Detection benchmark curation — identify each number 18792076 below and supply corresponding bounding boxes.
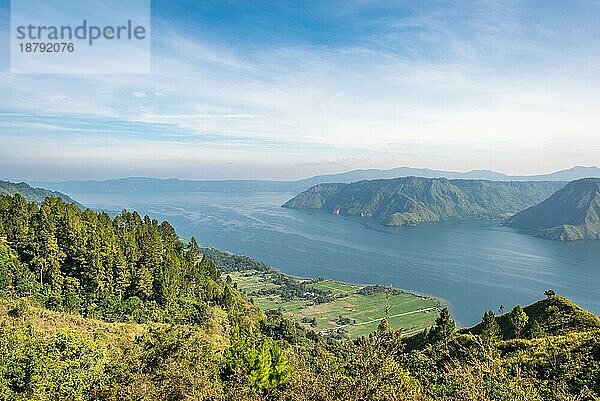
[19,42,74,52]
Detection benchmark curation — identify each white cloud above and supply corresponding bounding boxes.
[1,2,599,179]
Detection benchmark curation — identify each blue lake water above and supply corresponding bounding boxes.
[71,191,600,326]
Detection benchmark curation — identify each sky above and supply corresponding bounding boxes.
[1,0,599,181]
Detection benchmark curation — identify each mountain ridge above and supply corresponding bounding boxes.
[0,180,82,207]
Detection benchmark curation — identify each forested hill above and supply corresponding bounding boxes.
[283,177,565,226]
[0,194,598,400]
[0,180,82,207]
[504,178,600,240]
[0,193,258,326]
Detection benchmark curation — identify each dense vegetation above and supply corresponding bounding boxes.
[505,178,600,240]
[283,177,565,226]
[0,194,598,400]
[201,246,277,274]
[0,194,257,326]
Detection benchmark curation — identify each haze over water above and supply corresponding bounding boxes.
[72,190,600,325]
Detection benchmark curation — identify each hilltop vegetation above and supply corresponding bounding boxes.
[0,194,598,400]
[505,178,600,240]
[0,194,257,326]
[283,177,564,226]
[465,294,600,339]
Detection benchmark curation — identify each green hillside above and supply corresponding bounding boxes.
[465,295,600,339]
[0,180,82,207]
[504,178,600,240]
[0,193,259,327]
[283,177,564,226]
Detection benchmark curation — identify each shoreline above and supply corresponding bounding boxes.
[202,244,447,305]
[202,245,447,338]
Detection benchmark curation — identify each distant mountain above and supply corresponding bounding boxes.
[282,177,565,226]
[298,165,600,187]
[504,178,600,240]
[511,166,600,182]
[34,166,599,196]
[296,167,509,187]
[0,181,82,206]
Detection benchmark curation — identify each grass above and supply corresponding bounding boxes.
[231,270,281,293]
[0,299,145,343]
[229,272,444,339]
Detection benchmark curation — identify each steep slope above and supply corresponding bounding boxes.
[0,180,82,206]
[452,180,567,216]
[283,177,565,226]
[284,177,481,226]
[504,178,600,240]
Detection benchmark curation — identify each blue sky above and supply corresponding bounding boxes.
[1,0,599,181]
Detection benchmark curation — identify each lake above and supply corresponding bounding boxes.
[70,190,600,326]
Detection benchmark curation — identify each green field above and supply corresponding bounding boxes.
[229,270,444,339]
[308,280,358,296]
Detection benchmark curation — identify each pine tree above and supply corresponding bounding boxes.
[31,201,65,288]
[186,237,200,264]
[2,194,35,259]
[154,251,182,306]
[428,307,456,344]
[480,310,501,345]
[528,319,545,339]
[134,217,163,300]
[508,305,529,338]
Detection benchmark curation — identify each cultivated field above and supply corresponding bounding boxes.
[229,270,444,339]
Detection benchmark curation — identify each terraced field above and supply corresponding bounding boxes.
[228,270,444,339]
